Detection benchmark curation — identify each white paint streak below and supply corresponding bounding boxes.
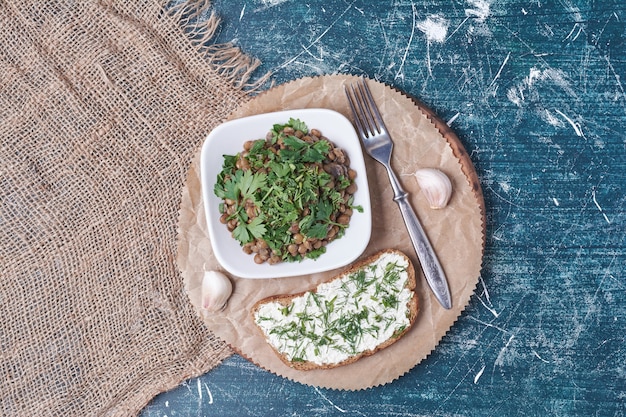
[277,1,355,70]
[489,51,511,89]
[561,0,583,22]
[495,334,515,367]
[543,109,565,128]
[447,112,460,126]
[425,42,432,77]
[417,14,449,43]
[592,188,611,224]
[468,316,510,334]
[314,387,348,413]
[395,2,417,81]
[205,383,214,405]
[554,109,584,137]
[196,378,202,400]
[182,380,192,393]
[507,87,522,106]
[508,67,575,107]
[474,365,486,383]
[478,295,499,318]
[480,276,491,305]
[604,55,626,97]
[301,43,324,61]
[465,0,491,23]
[564,23,583,42]
[477,277,498,319]
[416,14,449,78]
[535,68,572,92]
[446,16,469,40]
[526,67,543,87]
[261,0,288,6]
[532,350,551,363]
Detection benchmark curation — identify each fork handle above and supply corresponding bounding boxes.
[386,168,452,309]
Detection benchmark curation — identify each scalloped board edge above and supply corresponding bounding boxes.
[178,74,487,391]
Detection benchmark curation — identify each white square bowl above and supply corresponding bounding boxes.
[200,108,372,279]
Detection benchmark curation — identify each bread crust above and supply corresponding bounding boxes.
[251,249,419,370]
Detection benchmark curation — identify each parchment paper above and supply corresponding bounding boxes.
[177,74,486,390]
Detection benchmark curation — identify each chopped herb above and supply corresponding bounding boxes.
[254,253,414,365]
[214,118,363,264]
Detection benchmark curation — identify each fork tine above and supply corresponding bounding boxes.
[358,78,387,134]
[345,78,388,139]
[354,80,378,137]
[345,84,367,139]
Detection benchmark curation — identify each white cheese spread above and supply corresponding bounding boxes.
[254,252,413,366]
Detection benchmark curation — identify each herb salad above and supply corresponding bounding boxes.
[214,118,363,265]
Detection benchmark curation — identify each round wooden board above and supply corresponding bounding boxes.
[177,74,485,390]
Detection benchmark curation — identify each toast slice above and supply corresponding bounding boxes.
[251,249,419,370]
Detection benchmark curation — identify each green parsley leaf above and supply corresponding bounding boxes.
[238,170,266,200]
[279,135,326,163]
[232,222,251,243]
[213,177,240,201]
[312,139,330,154]
[232,216,266,243]
[283,135,307,150]
[247,216,267,239]
[288,118,308,133]
[307,222,329,239]
[268,161,290,177]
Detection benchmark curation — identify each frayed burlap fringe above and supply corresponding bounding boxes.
[166,0,269,90]
[0,1,260,415]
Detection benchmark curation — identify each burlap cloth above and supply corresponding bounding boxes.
[0,1,263,415]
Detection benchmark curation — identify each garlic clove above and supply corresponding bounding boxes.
[413,168,452,209]
[201,270,233,312]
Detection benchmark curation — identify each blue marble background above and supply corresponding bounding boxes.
[142,1,625,415]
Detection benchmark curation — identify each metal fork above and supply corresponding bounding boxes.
[345,78,452,309]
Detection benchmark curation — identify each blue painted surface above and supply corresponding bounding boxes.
[142,1,625,416]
